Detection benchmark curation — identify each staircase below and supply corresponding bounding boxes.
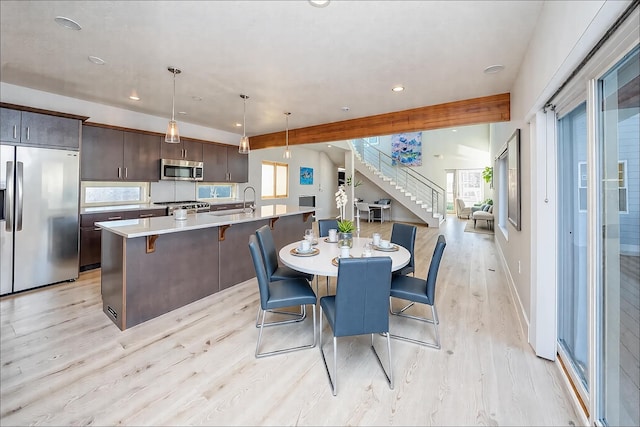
[351,139,446,228]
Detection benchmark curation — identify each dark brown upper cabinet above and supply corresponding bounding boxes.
[1,107,80,149]
[81,126,160,181]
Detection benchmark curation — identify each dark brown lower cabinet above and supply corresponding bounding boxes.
[80,208,167,271]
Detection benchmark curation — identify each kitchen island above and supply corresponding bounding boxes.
[96,205,315,330]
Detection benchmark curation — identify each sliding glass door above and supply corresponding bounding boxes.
[558,102,589,402]
[597,45,639,427]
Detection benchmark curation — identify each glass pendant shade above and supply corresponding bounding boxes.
[238,136,250,154]
[283,148,292,159]
[165,120,180,144]
[238,94,250,154]
[165,66,181,144]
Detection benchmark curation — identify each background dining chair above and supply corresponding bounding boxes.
[255,225,314,283]
[355,202,373,222]
[319,257,394,396]
[390,222,416,276]
[317,218,339,237]
[255,225,315,325]
[389,234,446,349]
[248,235,317,358]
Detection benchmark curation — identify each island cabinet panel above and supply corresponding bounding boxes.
[271,212,314,251]
[101,227,220,330]
[218,219,270,291]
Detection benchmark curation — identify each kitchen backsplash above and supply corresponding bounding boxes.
[150,181,197,202]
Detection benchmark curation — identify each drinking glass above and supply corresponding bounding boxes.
[304,229,314,242]
[362,242,373,257]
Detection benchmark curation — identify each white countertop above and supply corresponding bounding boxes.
[95,205,315,238]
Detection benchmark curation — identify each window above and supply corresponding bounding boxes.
[196,183,237,201]
[81,181,149,207]
[456,169,483,205]
[262,161,288,199]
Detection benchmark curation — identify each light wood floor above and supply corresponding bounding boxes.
[0,216,581,426]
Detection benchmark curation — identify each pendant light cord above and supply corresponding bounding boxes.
[171,70,176,121]
[243,97,247,138]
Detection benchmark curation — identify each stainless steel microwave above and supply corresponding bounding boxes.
[160,158,204,181]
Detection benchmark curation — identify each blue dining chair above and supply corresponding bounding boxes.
[389,234,446,349]
[390,222,416,276]
[317,219,338,237]
[254,225,315,326]
[319,257,394,396]
[248,235,317,358]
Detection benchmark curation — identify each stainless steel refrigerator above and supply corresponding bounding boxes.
[1,144,80,295]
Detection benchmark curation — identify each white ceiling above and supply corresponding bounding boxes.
[0,1,543,138]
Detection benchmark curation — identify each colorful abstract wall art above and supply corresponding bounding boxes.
[391,132,422,166]
[300,167,313,185]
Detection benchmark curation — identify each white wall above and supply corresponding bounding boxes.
[375,124,490,190]
[490,0,631,353]
[247,146,338,219]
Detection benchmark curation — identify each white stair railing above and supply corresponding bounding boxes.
[351,138,446,220]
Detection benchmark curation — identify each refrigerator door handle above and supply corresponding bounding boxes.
[15,161,23,231]
[5,161,14,231]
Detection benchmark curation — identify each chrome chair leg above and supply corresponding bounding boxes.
[255,304,306,328]
[389,298,441,349]
[370,333,393,390]
[319,307,338,396]
[255,304,316,358]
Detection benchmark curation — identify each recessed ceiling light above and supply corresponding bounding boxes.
[178,111,187,115]
[88,56,105,65]
[192,96,202,101]
[327,144,332,148]
[129,95,140,101]
[392,85,404,92]
[309,0,330,8]
[483,64,505,74]
[452,129,457,132]
[341,106,350,112]
[54,16,81,30]
[235,123,243,127]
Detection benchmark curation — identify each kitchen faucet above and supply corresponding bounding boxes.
[243,186,256,212]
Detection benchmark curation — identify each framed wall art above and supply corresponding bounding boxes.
[300,167,313,185]
[507,129,521,230]
[391,132,422,166]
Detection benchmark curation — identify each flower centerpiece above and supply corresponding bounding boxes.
[335,185,354,248]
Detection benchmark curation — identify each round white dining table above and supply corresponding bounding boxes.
[279,236,410,277]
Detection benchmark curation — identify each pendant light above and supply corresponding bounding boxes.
[238,94,250,154]
[283,112,292,159]
[165,66,181,144]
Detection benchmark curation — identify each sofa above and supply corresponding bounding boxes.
[472,204,494,229]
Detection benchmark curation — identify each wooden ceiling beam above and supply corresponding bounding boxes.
[249,92,510,149]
